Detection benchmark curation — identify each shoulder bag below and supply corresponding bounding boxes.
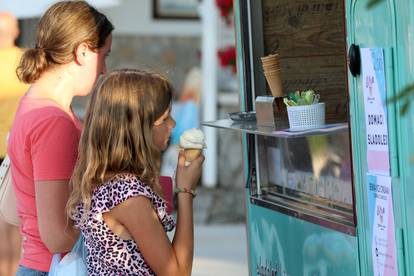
[0,155,20,226]
[49,235,88,276]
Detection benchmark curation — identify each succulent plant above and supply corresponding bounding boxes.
[283,90,320,106]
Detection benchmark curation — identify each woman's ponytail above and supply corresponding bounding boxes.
[16,48,49,84]
[16,1,113,84]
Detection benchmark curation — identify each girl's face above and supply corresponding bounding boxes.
[77,34,112,96]
[153,106,176,151]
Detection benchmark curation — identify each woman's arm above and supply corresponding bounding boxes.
[35,180,79,253]
[31,117,81,253]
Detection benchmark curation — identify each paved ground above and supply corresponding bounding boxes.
[0,222,248,276]
[167,224,248,275]
[192,224,249,276]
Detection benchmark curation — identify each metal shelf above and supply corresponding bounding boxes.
[202,119,349,138]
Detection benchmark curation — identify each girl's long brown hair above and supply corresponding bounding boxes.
[67,69,173,220]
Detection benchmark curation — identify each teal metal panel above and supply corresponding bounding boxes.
[234,1,254,273]
[246,202,358,276]
[233,0,246,112]
[346,0,409,274]
[391,0,414,274]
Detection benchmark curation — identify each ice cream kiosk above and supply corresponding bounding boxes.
[203,0,414,275]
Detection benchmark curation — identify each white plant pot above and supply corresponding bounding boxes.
[287,102,325,130]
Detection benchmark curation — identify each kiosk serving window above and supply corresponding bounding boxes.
[203,0,356,234]
[247,0,356,234]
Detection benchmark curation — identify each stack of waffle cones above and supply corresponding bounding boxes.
[261,54,284,97]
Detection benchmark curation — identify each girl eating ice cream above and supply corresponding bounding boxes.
[67,69,205,276]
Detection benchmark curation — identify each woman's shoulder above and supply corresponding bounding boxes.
[9,99,81,153]
[15,97,78,131]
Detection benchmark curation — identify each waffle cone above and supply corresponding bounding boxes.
[182,148,202,162]
[264,72,283,97]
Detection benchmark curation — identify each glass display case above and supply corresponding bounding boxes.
[204,118,355,234]
[253,132,354,234]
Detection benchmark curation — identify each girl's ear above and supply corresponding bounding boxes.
[153,115,164,126]
[74,42,89,65]
[154,107,171,126]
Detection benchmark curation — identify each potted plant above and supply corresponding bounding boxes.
[283,90,325,130]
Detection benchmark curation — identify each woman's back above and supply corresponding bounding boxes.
[8,96,81,271]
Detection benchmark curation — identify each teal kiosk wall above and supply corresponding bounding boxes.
[347,0,414,275]
[204,0,414,275]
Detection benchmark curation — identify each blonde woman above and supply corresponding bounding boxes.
[67,69,204,276]
[7,1,113,275]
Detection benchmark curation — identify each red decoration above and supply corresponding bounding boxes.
[216,0,233,18]
[218,46,237,74]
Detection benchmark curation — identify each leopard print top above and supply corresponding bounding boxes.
[74,173,176,276]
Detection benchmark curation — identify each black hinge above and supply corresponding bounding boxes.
[348,44,361,77]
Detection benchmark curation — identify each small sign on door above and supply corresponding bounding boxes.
[361,48,390,176]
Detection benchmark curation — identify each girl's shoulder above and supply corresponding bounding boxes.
[77,173,175,232]
[99,173,153,195]
[92,173,155,212]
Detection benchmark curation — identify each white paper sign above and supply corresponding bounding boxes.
[367,174,398,276]
[361,48,390,175]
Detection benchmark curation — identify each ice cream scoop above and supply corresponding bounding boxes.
[179,128,206,162]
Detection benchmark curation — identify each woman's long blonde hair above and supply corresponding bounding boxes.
[67,69,173,219]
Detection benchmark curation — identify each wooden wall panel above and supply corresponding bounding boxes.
[262,0,348,123]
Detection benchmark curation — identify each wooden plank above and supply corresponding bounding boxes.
[261,0,348,123]
[262,0,345,57]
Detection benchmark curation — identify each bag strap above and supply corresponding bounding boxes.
[1,132,11,185]
[0,156,11,185]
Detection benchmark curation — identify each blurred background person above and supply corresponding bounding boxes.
[0,12,28,162]
[161,66,202,177]
[0,11,28,276]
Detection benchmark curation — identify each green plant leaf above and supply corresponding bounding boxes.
[366,0,384,8]
[388,83,414,102]
[387,83,414,115]
[289,92,297,103]
[401,101,410,115]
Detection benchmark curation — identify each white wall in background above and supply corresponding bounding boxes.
[102,0,201,36]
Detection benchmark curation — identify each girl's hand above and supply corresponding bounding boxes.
[175,150,204,190]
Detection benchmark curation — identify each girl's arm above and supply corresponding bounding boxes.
[113,152,204,276]
[36,180,79,253]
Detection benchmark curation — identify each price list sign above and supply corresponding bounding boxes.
[361,48,390,175]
